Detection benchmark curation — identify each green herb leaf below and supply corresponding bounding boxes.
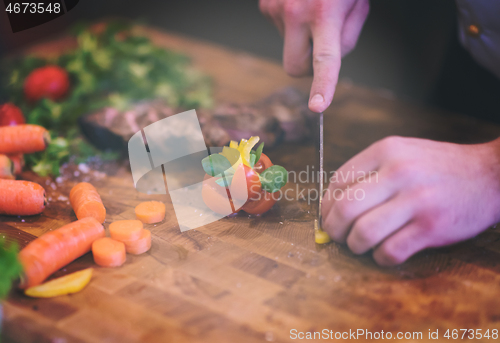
[215,174,233,188]
[0,238,23,299]
[202,154,233,177]
[1,21,213,176]
[249,153,256,168]
[259,165,288,193]
[254,142,264,165]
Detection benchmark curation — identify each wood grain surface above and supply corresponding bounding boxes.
[2,25,500,343]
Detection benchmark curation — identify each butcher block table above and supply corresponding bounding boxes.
[3,26,500,343]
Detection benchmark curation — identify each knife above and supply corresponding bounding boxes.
[318,111,324,227]
[314,112,331,244]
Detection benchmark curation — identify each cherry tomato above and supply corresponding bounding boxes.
[202,151,280,215]
[253,153,273,174]
[230,164,261,201]
[24,65,70,102]
[202,174,239,216]
[89,22,107,35]
[241,190,278,215]
[0,103,25,126]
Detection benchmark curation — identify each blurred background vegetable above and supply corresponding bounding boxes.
[0,238,22,299]
[1,21,213,176]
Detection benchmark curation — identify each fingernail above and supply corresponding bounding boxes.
[310,93,324,106]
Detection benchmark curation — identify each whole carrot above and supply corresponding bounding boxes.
[0,179,46,215]
[70,182,106,223]
[8,154,24,175]
[18,217,105,289]
[0,124,50,154]
[0,154,14,179]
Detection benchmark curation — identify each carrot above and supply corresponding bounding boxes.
[0,155,15,179]
[0,124,50,154]
[0,179,46,215]
[8,154,24,175]
[92,237,126,267]
[124,229,151,255]
[70,182,106,223]
[135,201,165,224]
[109,220,143,242]
[18,217,105,289]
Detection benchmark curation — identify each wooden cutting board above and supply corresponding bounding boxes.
[3,25,500,343]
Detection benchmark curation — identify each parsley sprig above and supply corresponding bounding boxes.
[1,21,213,176]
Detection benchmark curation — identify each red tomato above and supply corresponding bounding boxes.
[202,152,280,216]
[89,22,107,35]
[253,153,273,174]
[24,66,70,102]
[241,190,278,215]
[202,174,239,216]
[0,103,25,126]
[230,164,261,201]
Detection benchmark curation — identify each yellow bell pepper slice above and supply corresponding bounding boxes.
[234,139,246,165]
[315,230,331,244]
[25,268,93,298]
[221,136,260,167]
[220,146,243,170]
[242,136,259,165]
[314,219,331,244]
[236,136,259,166]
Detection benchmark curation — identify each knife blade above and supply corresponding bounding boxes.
[314,112,331,244]
[318,111,324,228]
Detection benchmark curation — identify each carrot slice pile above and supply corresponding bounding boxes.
[124,229,151,255]
[70,182,106,223]
[92,237,126,267]
[0,179,46,216]
[0,155,15,180]
[109,220,143,242]
[18,217,105,289]
[0,124,50,154]
[135,201,165,224]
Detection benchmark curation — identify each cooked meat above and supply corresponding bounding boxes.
[257,87,314,142]
[79,87,312,152]
[210,103,283,147]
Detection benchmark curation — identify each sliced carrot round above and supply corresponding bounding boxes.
[109,220,143,242]
[124,229,151,255]
[135,201,165,224]
[92,237,126,268]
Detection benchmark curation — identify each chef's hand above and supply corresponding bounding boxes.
[259,0,369,113]
[321,136,500,266]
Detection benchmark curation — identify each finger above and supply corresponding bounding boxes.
[346,194,414,254]
[258,0,270,17]
[340,0,369,57]
[283,23,312,76]
[309,21,343,113]
[322,179,396,243]
[322,145,381,219]
[373,221,429,266]
[272,14,285,36]
[269,0,285,35]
